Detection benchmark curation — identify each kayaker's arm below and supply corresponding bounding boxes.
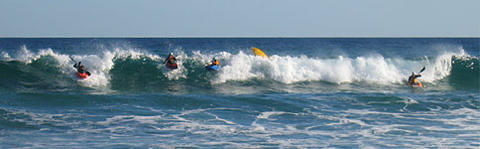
[73,62,81,68]
[163,58,169,64]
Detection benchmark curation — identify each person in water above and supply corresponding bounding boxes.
[207,58,219,66]
[73,62,91,76]
[164,53,177,65]
[407,72,421,86]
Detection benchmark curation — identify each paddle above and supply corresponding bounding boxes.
[70,56,77,66]
[418,66,425,74]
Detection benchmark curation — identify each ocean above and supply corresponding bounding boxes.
[0,38,479,148]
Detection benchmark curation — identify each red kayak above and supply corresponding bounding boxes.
[76,72,88,79]
[166,63,178,70]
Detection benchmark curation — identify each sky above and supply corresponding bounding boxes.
[0,0,479,37]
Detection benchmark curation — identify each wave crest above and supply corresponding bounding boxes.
[0,46,476,93]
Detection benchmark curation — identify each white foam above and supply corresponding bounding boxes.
[97,115,163,125]
[157,51,189,80]
[5,105,478,148]
[1,45,469,92]
[70,51,115,89]
[212,48,467,84]
[1,51,11,60]
[2,46,167,90]
[256,111,289,119]
[419,49,464,82]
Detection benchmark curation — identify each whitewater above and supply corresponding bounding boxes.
[0,43,474,91]
[0,38,478,148]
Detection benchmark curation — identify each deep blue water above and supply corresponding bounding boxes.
[0,38,479,148]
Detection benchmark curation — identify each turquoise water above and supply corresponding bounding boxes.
[0,38,479,148]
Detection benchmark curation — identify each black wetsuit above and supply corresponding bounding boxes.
[408,74,421,85]
[164,56,176,64]
[74,63,85,73]
[74,62,90,75]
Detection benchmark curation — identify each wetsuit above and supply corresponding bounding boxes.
[74,63,86,73]
[164,56,176,64]
[408,74,421,86]
[74,62,90,76]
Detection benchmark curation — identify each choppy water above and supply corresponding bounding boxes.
[0,38,479,148]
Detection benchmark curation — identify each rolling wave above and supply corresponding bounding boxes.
[0,47,478,93]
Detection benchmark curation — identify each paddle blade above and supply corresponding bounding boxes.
[419,67,425,73]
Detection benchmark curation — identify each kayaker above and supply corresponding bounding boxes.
[164,53,177,65]
[407,72,421,86]
[73,61,91,77]
[208,58,219,66]
[74,62,90,75]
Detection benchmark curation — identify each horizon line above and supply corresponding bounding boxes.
[0,36,479,38]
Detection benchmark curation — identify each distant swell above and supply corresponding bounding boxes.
[0,47,478,93]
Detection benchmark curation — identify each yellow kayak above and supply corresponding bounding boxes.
[408,81,423,88]
[251,47,268,58]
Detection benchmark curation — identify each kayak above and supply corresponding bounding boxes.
[408,82,423,88]
[76,72,88,79]
[251,47,268,58]
[166,63,178,70]
[205,65,219,71]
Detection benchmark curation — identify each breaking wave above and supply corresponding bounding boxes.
[0,46,477,93]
